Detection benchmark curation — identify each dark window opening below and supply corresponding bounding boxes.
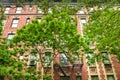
[91,75,99,80]
[54,0,62,2]
[71,0,77,2]
[60,76,70,80]
[76,76,81,80]
[0,76,4,80]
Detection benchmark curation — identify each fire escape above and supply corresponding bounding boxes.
[54,53,83,80]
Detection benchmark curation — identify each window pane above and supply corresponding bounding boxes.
[0,76,4,80]
[16,7,22,13]
[60,76,70,80]
[91,76,99,80]
[107,75,115,80]
[13,19,19,23]
[60,53,68,66]
[37,18,41,22]
[80,18,86,24]
[16,11,21,13]
[17,7,22,10]
[26,18,30,24]
[8,34,15,39]
[76,76,81,80]
[29,54,37,66]
[11,24,18,28]
[78,10,84,14]
[38,8,43,13]
[5,7,10,13]
[11,19,19,28]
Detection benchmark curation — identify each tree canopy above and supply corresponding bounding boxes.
[84,8,120,61]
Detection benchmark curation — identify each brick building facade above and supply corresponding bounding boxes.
[1,0,120,80]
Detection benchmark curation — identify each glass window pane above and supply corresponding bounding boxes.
[91,76,99,80]
[5,7,10,13]
[11,24,18,28]
[60,53,68,66]
[13,19,19,23]
[0,76,4,80]
[60,76,70,80]
[107,75,115,80]
[8,34,15,39]
[76,76,81,80]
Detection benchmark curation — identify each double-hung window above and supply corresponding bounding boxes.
[11,18,19,28]
[60,53,68,66]
[5,7,10,14]
[16,7,22,13]
[7,33,15,40]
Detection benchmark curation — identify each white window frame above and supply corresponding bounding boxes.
[11,18,19,28]
[4,7,10,14]
[7,33,15,39]
[26,18,30,24]
[37,8,43,14]
[78,10,84,14]
[80,18,86,24]
[16,7,22,13]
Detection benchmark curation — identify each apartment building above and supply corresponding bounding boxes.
[0,0,120,80]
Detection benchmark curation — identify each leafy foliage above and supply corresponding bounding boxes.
[84,8,120,61]
[0,3,6,35]
[10,6,87,79]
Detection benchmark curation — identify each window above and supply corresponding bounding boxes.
[37,8,43,14]
[102,52,111,64]
[107,75,115,80]
[4,7,10,13]
[89,8,94,12]
[7,33,15,39]
[78,10,84,14]
[0,76,4,80]
[37,18,41,22]
[76,76,81,80]
[60,53,68,66]
[16,7,22,13]
[80,18,86,24]
[26,18,30,24]
[87,53,96,66]
[28,54,37,66]
[29,6,32,11]
[105,65,113,73]
[54,0,62,2]
[43,52,52,67]
[71,0,77,2]
[91,75,99,80]
[48,8,52,14]
[60,76,70,80]
[11,18,19,28]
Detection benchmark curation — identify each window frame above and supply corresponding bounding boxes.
[4,7,10,14]
[16,7,22,13]
[107,75,115,80]
[60,76,70,80]
[91,75,99,80]
[11,18,19,28]
[60,53,68,66]
[7,33,15,39]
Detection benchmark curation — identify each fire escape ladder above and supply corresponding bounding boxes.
[59,66,67,77]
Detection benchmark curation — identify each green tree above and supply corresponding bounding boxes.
[0,3,39,80]
[84,8,120,61]
[11,6,86,79]
[0,3,6,35]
